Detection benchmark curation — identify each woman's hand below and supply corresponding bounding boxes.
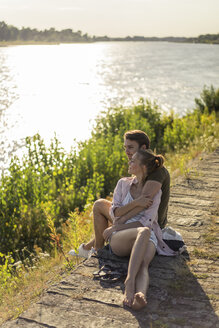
[136,195,153,208]
[103,226,116,241]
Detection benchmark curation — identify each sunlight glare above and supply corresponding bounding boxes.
[5,44,109,151]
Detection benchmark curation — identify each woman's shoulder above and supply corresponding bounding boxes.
[116,176,134,188]
[118,176,134,183]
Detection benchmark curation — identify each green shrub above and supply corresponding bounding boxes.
[195,85,219,113]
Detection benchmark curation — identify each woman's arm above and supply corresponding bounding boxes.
[104,190,162,242]
[114,180,161,224]
[116,189,162,229]
[114,196,152,224]
[104,191,161,242]
[110,178,148,222]
[114,194,151,219]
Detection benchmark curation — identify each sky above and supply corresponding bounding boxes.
[0,0,219,37]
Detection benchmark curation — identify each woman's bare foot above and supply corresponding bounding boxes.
[131,292,147,311]
[123,280,135,308]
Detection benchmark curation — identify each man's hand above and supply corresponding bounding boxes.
[103,226,116,241]
[136,195,153,208]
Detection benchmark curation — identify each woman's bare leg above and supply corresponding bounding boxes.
[132,241,156,310]
[110,227,150,307]
[124,228,150,307]
[83,199,112,251]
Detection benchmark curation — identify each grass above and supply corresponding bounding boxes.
[164,117,219,182]
[207,294,219,301]
[152,320,169,328]
[203,202,219,244]
[203,219,219,244]
[0,255,66,324]
[193,273,209,279]
[0,254,87,324]
[167,149,218,184]
[191,205,219,261]
[0,206,93,325]
[192,247,219,260]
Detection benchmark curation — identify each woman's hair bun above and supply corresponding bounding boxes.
[155,155,164,168]
[136,149,164,174]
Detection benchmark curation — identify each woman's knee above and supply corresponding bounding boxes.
[138,227,150,239]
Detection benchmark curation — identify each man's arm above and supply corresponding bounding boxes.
[142,180,162,197]
[114,180,162,224]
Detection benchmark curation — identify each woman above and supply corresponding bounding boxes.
[103,149,175,310]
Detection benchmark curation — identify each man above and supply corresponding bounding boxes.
[69,130,170,258]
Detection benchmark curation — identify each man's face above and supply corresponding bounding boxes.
[124,139,140,160]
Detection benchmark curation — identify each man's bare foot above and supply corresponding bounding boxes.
[131,292,147,311]
[123,280,135,308]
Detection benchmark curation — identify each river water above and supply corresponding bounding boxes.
[0,41,219,170]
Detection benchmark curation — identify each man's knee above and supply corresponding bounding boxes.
[93,198,112,221]
[93,199,106,213]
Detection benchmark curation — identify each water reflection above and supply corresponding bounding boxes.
[0,42,219,170]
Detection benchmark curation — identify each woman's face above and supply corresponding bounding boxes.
[128,153,146,176]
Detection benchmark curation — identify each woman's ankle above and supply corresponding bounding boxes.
[125,276,134,287]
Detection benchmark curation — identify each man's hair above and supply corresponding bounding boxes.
[124,130,150,149]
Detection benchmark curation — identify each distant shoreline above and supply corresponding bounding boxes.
[1,21,218,46]
[0,41,60,47]
[1,39,219,47]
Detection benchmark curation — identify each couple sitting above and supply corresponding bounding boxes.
[69,130,176,310]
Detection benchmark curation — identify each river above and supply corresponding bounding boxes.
[0,41,219,170]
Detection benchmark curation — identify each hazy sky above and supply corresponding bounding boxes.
[0,0,218,37]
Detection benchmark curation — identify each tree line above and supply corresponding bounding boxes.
[0,21,92,43]
[1,21,218,44]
